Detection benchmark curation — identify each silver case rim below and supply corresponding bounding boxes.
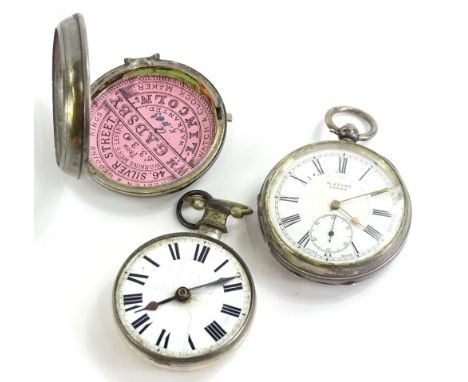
[52,13,90,179]
[257,140,412,284]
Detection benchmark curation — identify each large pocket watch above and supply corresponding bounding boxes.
[258,106,412,284]
[53,14,230,196]
[113,191,255,369]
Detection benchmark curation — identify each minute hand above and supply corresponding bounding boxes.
[339,188,390,204]
[189,275,239,291]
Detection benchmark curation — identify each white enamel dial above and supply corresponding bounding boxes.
[266,142,407,264]
[114,234,253,362]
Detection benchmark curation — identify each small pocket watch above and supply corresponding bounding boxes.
[53,14,230,196]
[258,106,412,284]
[113,191,255,369]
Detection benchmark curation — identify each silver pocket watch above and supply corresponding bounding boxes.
[113,190,255,369]
[258,106,412,284]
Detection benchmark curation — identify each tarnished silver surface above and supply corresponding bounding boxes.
[176,190,253,234]
[52,13,90,178]
[325,106,378,143]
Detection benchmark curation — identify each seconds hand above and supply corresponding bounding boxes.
[328,215,337,242]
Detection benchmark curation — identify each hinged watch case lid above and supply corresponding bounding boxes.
[53,13,90,179]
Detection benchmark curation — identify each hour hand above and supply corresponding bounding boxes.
[135,301,159,313]
[135,295,179,312]
[334,206,364,229]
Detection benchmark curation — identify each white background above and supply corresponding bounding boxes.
[25,0,468,381]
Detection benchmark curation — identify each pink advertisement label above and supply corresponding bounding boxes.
[89,75,216,187]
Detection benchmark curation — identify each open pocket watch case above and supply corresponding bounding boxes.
[53,14,231,196]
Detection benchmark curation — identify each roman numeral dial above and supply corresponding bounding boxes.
[290,174,308,185]
[363,225,383,241]
[115,235,254,360]
[281,214,301,228]
[338,156,348,174]
[127,273,148,286]
[123,293,143,311]
[205,321,227,341]
[270,148,404,265]
[224,282,243,293]
[143,255,159,268]
[193,244,210,263]
[132,314,152,334]
[279,195,299,203]
[373,209,392,217]
[297,231,310,247]
[156,329,171,349]
[188,335,196,350]
[312,158,324,175]
[124,293,143,305]
[221,304,242,317]
[168,243,180,260]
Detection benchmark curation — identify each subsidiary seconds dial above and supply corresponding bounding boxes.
[310,214,353,257]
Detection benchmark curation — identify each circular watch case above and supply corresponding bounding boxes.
[52,14,229,196]
[53,13,90,178]
[258,140,412,284]
[112,232,256,369]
